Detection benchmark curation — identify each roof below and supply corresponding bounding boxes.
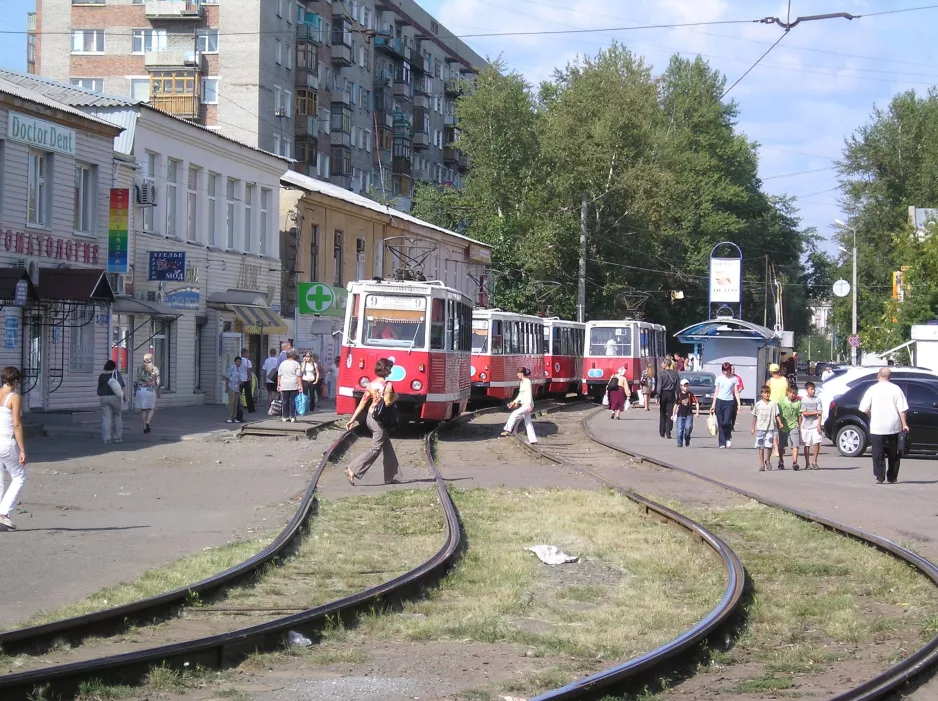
[0,269,38,301]
[36,268,115,303]
[0,69,136,108]
[281,170,490,250]
[111,297,181,318]
[674,318,779,343]
[0,77,124,132]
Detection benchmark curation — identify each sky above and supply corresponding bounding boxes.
[2,1,936,255]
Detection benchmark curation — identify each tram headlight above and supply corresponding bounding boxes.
[479,372,487,381]
[359,376,369,388]
[411,380,423,391]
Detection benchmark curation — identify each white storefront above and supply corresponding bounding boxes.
[0,78,122,412]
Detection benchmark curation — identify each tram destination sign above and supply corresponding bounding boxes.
[366,295,426,310]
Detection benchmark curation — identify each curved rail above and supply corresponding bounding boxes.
[0,427,357,655]
[578,408,938,701]
[0,415,471,701]
[507,411,746,701]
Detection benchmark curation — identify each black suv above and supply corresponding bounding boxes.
[824,377,938,457]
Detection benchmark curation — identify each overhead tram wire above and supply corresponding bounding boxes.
[720,30,789,99]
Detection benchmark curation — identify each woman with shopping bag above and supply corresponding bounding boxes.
[499,367,538,445]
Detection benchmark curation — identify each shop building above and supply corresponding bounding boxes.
[0,70,290,408]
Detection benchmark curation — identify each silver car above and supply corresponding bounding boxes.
[678,371,716,410]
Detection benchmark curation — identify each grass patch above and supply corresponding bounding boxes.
[733,674,795,693]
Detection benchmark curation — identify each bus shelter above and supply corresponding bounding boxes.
[674,319,780,404]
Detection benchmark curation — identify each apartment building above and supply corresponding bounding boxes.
[28,0,485,212]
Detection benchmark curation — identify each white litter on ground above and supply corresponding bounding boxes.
[525,544,579,565]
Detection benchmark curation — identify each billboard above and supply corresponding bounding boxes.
[709,257,741,304]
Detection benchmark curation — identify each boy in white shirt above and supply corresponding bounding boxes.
[751,385,780,472]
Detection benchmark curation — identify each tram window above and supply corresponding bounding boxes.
[445,301,455,350]
[544,327,551,354]
[362,294,427,348]
[589,327,632,356]
[460,304,471,351]
[492,320,503,354]
[508,322,519,354]
[471,317,488,353]
[347,294,360,344]
[431,299,445,350]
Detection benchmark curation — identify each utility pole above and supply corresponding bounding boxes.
[763,254,769,327]
[578,191,587,323]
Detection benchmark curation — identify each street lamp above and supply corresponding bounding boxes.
[834,219,858,366]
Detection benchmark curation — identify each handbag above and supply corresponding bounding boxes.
[707,413,717,436]
[601,392,609,406]
[898,430,911,456]
[294,392,309,416]
[372,383,399,429]
[267,366,279,383]
[268,398,282,416]
[107,371,123,398]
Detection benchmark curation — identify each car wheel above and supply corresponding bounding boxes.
[836,424,867,458]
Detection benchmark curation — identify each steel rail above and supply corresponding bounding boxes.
[0,412,471,701]
[507,408,746,701]
[0,427,357,655]
[580,408,938,701]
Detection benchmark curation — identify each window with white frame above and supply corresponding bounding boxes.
[285,43,293,70]
[70,78,104,93]
[296,1,305,23]
[131,29,166,54]
[74,162,95,235]
[226,177,237,249]
[27,150,50,227]
[166,159,180,237]
[207,173,218,246]
[283,138,292,160]
[274,85,282,115]
[196,29,218,53]
[71,29,104,53]
[143,152,156,231]
[187,165,199,242]
[284,89,292,115]
[365,128,372,153]
[356,237,365,279]
[69,307,95,373]
[260,188,271,256]
[276,0,283,17]
[275,38,282,65]
[130,78,150,101]
[243,183,254,252]
[201,78,218,104]
[273,133,281,156]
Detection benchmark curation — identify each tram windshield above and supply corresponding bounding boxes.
[588,326,632,356]
[362,294,427,348]
[471,320,489,353]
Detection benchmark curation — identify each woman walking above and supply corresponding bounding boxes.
[606,367,628,419]
[300,352,319,411]
[710,362,742,448]
[97,359,126,443]
[278,350,303,423]
[0,367,26,531]
[344,358,400,486]
[500,367,538,444]
[135,353,160,434]
[640,363,655,411]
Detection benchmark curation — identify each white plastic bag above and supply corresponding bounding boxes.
[707,413,717,436]
[601,392,609,406]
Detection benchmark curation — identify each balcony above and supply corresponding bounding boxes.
[331,1,349,18]
[411,53,428,74]
[144,49,204,71]
[295,68,319,90]
[331,90,351,108]
[444,78,463,96]
[330,173,352,189]
[331,43,352,66]
[295,137,318,164]
[413,94,429,110]
[443,146,461,165]
[296,21,323,44]
[149,93,199,119]
[374,34,404,59]
[392,156,412,177]
[444,113,459,127]
[26,12,36,32]
[375,149,392,169]
[144,0,204,20]
[295,115,319,138]
[413,131,430,150]
[330,130,351,148]
[393,80,413,101]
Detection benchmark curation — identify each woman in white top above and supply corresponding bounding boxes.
[277,350,303,423]
[500,367,537,444]
[344,358,400,485]
[0,366,26,531]
[300,352,319,411]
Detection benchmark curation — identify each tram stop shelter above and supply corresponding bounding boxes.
[674,318,781,404]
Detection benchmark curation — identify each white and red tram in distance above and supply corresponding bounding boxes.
[542,318,585,395]
[582,320,667,400]
[470,309,547,401]
[336,279,473,422]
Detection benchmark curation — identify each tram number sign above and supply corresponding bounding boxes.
[298,282,335,315]
[847,334,861,348]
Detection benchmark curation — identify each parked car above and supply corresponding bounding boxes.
[797,359,809,374]
[818,365,938,423]
[823,376,938,457]
[679,371,716,410]
[813,361,841,378]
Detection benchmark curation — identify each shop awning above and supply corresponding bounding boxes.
[111,296,182,318]
[35,268,115,303]
[0,269,38,302]
[230,304,289,335]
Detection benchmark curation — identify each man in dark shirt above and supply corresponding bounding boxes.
[658,359,680,439]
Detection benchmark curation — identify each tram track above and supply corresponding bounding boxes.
[515,403,938,701]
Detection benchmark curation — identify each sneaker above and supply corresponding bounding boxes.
[777,463,786,470]
[0,515,15,530]
[793,464,800,471]
[529,440,538,445]
[114,439,123,443]
[719,445,726,449]
[226,419,235,423]
[888,480,897,484]
[104,439,112,444]
[499,431,511,438]
[281,418,288,423]
[811,463,819,470]
[290,418,297,423]
[726,441,732,448]
[759,465,766,472]
[876,479,885,484]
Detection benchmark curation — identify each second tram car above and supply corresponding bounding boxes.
[471,309,546,401]
[582,320,667,400]
[336,280,473,422]
[542,318,585,395]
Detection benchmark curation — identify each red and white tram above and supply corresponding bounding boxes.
[336,280,473,422]
[542,318,585,395]
[582,320,667,400]
[471,310,546,401]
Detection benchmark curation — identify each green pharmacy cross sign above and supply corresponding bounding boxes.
[298,282,347,317]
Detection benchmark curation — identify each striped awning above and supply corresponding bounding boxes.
[229,305,289,335]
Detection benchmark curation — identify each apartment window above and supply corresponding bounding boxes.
[284,89,292,115]
[274,85,282,115]
[309,224,319,282]
[71,30,105,53]
[196,29,218,54]
[296,88,317,116]
[243,183,254,252]
[207,173,218,246]
[70,78,103,93]
[132,29,166,54]
[69,308,95,373]
[27,150,50,228]
[333,231,343,286]
[74,163,95,235]
[260,188,271,255]
[365,128,372,153]
[201,78,218,104]
[296,1,305,23]
[283,138,292,160]
[143,152,156,231]
[285,44,293,70]
[187,166,199,242]
[130,78,150,101]
[374,237,384,278]
[273,134,281,156]
[364,89,371,111]
[355,237,365,280]
[226,178,237,249]
[275,38,282,65]
[276,0,283,17]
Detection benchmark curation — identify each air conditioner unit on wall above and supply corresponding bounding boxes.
[357,253,366,263]
[136,182,157,206]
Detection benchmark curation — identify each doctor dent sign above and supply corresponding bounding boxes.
[709,257,741,304]
[7,112,76,156]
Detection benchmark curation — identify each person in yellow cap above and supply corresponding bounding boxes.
[767,363,789,403]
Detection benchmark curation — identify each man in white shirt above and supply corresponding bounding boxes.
[858,367,909,484]
[261,349,279,407]
[239,348,255,414]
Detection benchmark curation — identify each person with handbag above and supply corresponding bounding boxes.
[97,359,126,443]
[858,367,909,484]
[344,358,400,486]
[499,367,538,444]
[0,367,27,531]
[261,348,278,407]
[301,352,319,411]
[135,353,161,434]
[606,367,628,420]
[277,350,303,423]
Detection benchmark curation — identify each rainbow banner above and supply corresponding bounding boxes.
[107,187,129,274]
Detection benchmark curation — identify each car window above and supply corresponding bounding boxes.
[844,380,876,403]
[680,372,714,388]
[904,382,938,408]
